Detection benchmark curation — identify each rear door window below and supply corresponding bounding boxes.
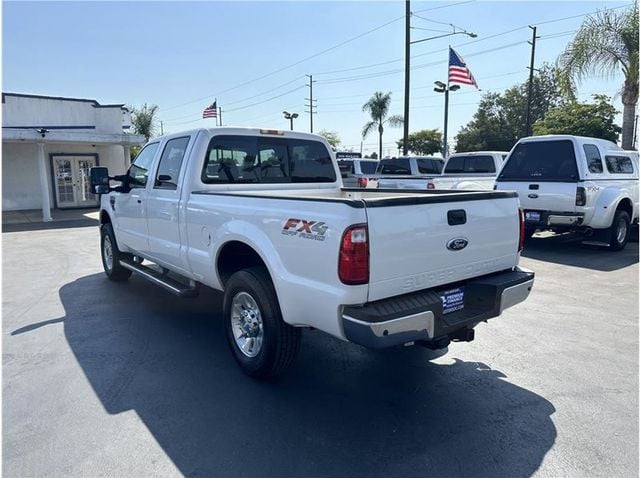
[155,136,190,189]
[605,155,635,174]
[583,144,603,173]
[377,158,411,174]
[498,140,579,181]
[201,135,336,184]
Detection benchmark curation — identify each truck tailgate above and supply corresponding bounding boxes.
[497,181,577,213]
[363,192,520,301]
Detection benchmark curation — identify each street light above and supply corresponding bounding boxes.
[433,81,460,157]
[402,0,477,155]
[283,111,299,131]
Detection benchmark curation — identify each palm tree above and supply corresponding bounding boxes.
[362,92,403,159]
[557,7,638,149]
[130,103,159,142]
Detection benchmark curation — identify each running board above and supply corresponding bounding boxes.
[581,240,610,247]
[119,260,199,298]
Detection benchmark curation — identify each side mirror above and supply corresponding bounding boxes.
[90,167,110,194]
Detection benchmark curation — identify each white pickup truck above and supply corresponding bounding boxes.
[90,127,534,378]
[375,152,506,190]
[495,135,639,250]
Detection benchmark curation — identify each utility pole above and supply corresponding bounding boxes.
[525,25,538,137]
[402,0,410,155]
[218,107,223,126]
[160,121,164,135]
[305,74,316,133]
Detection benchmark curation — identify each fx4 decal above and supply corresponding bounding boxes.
[282,218,328,241]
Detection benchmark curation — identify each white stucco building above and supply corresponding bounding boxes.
[2,92,146,220]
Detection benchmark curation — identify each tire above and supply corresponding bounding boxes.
[223,267,301,379]
[608,210,630,251]
[100,223,133,281]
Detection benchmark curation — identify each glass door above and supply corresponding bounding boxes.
[52,156,99,208]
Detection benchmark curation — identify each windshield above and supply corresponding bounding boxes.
[498,140,578,182]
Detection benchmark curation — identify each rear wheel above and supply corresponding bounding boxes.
[100,223,132,281]
[608,210,630,251]
[223,267,301,379]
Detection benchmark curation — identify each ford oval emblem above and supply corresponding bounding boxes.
[447,237,469,251]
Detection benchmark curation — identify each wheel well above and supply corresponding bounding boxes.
[217,241,268,287]
[100,210,111,225]
[616,198,633,219]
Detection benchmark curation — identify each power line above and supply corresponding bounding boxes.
[160,15,405,112]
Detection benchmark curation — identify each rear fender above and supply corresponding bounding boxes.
[590,188,629,228]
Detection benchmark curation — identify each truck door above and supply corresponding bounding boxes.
[146,135,193,274]
[115,142,160,255]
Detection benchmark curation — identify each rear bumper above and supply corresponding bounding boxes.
[525,210,584,227]
[341,267,534,349]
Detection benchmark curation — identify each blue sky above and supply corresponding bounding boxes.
[3,1,631,156]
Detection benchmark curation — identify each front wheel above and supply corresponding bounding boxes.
[100,223,132,281]
[223,267,301,379]
[608,210,630,251]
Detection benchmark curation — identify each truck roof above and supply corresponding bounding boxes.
[155,127,330,143]
[517,134,623,151]
[448,151,508,157]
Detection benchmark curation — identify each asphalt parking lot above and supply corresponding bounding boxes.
[3,225,638,477]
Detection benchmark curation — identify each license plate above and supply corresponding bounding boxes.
[525,211,540,222]
[441,287,464,315]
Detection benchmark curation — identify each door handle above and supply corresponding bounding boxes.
[137,199,142,204]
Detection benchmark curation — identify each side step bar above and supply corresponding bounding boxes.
[119,260,199,298]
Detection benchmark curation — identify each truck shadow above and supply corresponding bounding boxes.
[521,233,639,272]
[16,274,557,477]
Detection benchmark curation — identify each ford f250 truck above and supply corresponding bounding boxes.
[90,127,534,379]
[495,135,639,250]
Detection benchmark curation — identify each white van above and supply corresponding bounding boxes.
[495,135,639,250]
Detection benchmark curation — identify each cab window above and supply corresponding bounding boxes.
[377,158,411,174]
[155,136,190,189]
[128,143,160,188]
[583,144,603,173]
[201,135,336,184]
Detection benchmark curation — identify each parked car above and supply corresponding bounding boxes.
[495,135,639,250]
[369,156,444,188]
[91,127,534,379]
[337,158,379,188]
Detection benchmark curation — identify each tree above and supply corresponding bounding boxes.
[533,95,621,142]
[317,130,341,150]
[369,152,378,160]
[130,103,159,142]
[362,92,403,160]
[557,7,638,149]
[455,65,565,152]
[396,129,442,155]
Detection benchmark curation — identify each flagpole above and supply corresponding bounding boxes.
[215,98,218,127]
[443,46,450,157]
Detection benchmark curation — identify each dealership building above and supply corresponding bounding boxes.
[2,92,145,220]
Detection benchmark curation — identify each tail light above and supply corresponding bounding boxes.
[575,186,586,206]
[518,208,525,252]
[339,224,369,285]
[357,177,368,188]
[427,182,435,189]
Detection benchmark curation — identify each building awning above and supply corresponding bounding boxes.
[2,128,146,146]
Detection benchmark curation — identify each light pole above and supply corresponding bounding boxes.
[283,111,299,131]
[402,1,476,154]
[433,81,460,157]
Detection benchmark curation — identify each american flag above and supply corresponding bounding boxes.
[448,47,478,88]
[202,101,218,119]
